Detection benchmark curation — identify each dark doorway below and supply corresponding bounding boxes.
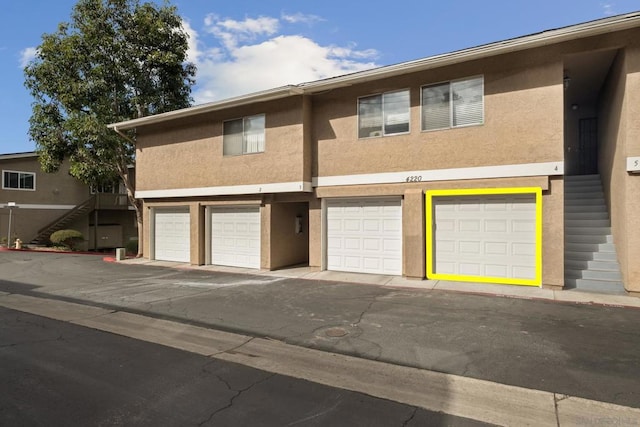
[577,117,598,175]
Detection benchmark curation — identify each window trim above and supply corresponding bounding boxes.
[421,75,484,132]
[2,170,36,191]
[357,88,411,139]
[222,113,266,156]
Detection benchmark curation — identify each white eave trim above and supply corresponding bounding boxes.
[109,86,302,131]
[136,181,313,199]
[0,203,75,210]
[312,162,564,187]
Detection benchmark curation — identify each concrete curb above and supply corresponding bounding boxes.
[1,293,638,426]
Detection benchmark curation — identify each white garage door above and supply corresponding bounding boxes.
[431,193,537,284]
[154,208,190,263]
[211,206,261,269]
[327,198,402,275]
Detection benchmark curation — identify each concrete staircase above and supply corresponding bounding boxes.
[564,175,625,294]
[30,195,96,245]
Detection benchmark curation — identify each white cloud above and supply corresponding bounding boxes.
[186,14,379,104]
[601,3,616,15]
[19,47,38,68]
[281,12,324,25]
[207,15,280,50]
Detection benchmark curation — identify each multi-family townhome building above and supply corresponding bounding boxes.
[0,151,136,250]
[109,13,640,294]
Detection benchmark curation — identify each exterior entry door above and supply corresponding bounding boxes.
[578,118,598,175]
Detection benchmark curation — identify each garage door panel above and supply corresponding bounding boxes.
[154,209,190,263]
[429,191,540,285]
[485,264,508,277]
[327,198,402,276]
[211,207,260,269]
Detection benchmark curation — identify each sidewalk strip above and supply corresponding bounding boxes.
[2,293,640,426]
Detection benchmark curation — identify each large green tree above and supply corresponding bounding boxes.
[24,0,195,255]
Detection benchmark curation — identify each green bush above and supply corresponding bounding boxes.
[125,239,138,255]
[50,229,84,250]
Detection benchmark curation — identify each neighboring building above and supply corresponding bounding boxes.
[0,152,136,250]
[108,13,640,294]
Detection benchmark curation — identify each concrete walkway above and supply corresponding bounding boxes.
[124,257,640,309]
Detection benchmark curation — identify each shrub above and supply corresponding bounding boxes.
[50,229,84,250]
[125,239,138,255]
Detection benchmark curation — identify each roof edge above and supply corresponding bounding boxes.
[109,11,640,130]
[0,151,38,160]
[109,86,300,131]
[300,11,640,92]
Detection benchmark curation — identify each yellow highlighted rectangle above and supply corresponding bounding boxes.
[425,187,542,287]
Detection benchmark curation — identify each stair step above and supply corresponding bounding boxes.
[565,278,626,293]
[565,205,607,213]
[564,174,601,181]
[565,242,616,253]
[565,234,613,244]
[564,259,620,271]
[565,268,622,281]
[564,212,609,220]
[564,219,611,227]
[563,180,603,186]
[564,191,604,199]
[565,198,609,206]
[564,226,611,235]
[565,250,618,262]
[564,179,602,185]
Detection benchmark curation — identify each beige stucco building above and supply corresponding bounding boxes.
[0,152,137,251]
[109,13,640,294]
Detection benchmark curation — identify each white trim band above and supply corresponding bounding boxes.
[312,162,564,187]
[136,181,313,199]
[627,157,640,172]
[0,203,76,210]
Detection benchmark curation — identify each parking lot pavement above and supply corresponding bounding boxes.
[1,251,640,412]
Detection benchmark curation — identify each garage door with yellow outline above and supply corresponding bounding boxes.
[426,188,542,286]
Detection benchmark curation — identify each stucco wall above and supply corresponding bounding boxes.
[599,50,631,290]
[312,49,564,179]
[269,202,309,269]
[135,96,306,192]
[0,157,92,243]
[0,157,90,206]
[622,44,640,292]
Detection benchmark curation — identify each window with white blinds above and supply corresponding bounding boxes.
[223,114,265,155]
[358,89,409,138]
[422,76,483,131]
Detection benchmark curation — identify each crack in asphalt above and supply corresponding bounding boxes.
[210,337,256,358]
[285,392,344,426]
[351,297,378,328]
[0,334,65,348]
[401,407,418,427]
[197,372,277,426]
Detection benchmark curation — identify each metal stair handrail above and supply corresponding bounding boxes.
[35,195,97,237]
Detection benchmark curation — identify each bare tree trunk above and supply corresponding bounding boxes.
[132,198,143,257]
[117,161,143,257]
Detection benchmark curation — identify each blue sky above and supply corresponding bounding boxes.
[1,0,639,154]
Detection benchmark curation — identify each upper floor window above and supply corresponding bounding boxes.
[3,170,35,191]
[223,114,265,156]
[91,182,119,194]
[422,76,484,131]
[358,89,410,138]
